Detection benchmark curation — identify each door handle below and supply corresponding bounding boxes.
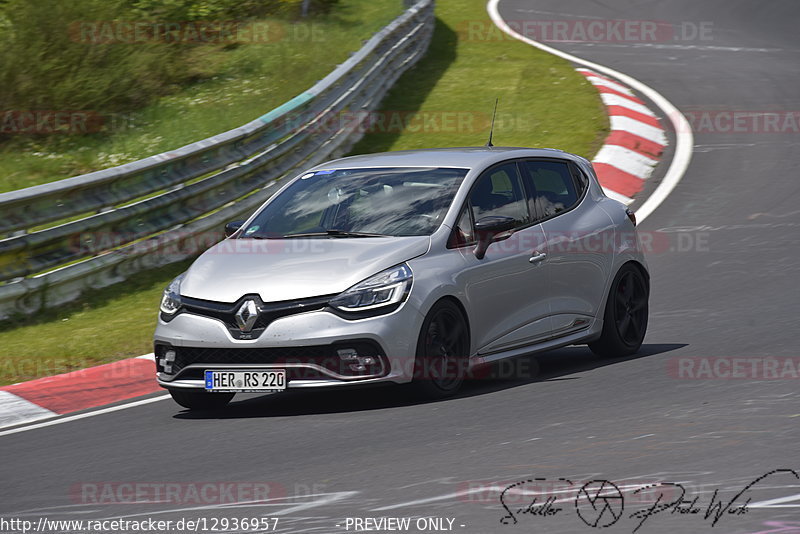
[529,251,547,264]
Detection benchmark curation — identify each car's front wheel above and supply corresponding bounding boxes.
[168,389,234,410]
[411,300,470,398]
[589,263,649,357]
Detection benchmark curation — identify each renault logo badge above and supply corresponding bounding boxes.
[234,300,259,332]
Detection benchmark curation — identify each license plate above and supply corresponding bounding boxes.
[204,370,286,392]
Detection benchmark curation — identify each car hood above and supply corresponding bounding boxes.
[180,236,431,303]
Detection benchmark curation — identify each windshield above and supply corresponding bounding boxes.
[240,166,469,238]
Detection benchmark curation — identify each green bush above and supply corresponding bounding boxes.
[128,0,340,20]
[0,0,397,191]
[0,0,340,124]
[0,0,188,114]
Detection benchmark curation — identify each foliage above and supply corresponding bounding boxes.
[0,0,340,118]
[0,0,188,114]
[126,0,340,20]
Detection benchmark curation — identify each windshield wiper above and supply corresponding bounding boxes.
[282,230,390,238]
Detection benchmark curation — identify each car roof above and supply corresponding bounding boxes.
[316,147,587,171]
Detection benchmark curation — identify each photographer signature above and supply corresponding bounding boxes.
[499,468,799,532]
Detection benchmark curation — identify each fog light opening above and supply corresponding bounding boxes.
[337,348,359,361]
[337,348,380,375]
[159,349,177,375]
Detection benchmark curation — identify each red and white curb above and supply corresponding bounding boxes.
[0,354,160,429]
[577,68,667,205]
[487,0,693,223]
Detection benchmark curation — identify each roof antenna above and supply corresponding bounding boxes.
[485,98,499,147]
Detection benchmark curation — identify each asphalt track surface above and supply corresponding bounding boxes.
[1,2,799,533]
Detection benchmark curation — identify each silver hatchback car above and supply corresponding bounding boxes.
[154,147,649,410]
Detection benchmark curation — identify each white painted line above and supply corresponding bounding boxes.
[372,489,482,511]
[575,67,608,78]
[599,93,656,117]
[103,492,360,520]
[594,145,658,179]
[610,116,668,146]
[372,483,646,511]
[0,391,57,428]
[581,75,635,96]
[602,188,634,205]
[136,353,155,361]
[487,0,693,222]
[272,491,360,516]
[749,493,800,508]
[0,394,170,438]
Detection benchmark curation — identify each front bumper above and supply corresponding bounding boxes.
[154,303,424,391]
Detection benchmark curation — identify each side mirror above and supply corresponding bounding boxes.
[473,216,516,259]
[224,220,245,238]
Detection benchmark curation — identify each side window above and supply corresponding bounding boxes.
[469,162,529,227]
[521,160,579,220]
[570,162,589,197]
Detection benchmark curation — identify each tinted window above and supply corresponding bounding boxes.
[521,160,579,219]
[242,167,468,238]
[570,162,589,197]
[469,162,528,227]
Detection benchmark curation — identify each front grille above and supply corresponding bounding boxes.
[176,294,332,339]
[155,340,386,381]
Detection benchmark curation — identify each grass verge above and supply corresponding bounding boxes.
[0,0,608,386]
[0,0,401,193]
[349,0,608,157]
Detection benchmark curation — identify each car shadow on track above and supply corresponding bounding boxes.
[172,343,687,419]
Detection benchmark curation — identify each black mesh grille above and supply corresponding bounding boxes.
[175,346,328,370]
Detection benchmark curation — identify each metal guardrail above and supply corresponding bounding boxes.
[0,0,435,320]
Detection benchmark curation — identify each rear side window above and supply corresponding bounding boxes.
[521,160,579,219]
[570,162,589,197]
[469,162,529,227]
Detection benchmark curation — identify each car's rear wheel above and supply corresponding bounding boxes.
[168,389,234,410]
[411,300,470,398]
[589,263,649,358]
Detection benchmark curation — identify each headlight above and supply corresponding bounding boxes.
[329,264,412,312]
[159,273,185,316]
